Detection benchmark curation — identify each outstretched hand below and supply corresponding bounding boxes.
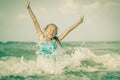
[26,0,30,9]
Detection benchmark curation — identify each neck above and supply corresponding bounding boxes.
[45,36,52,42]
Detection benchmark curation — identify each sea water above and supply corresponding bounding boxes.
[0,41,120,80]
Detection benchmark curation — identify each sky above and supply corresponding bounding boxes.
[0,0,120,42]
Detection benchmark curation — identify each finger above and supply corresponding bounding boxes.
[26,0,30,4]
[26,0,31,8]
[80,14,84,19]
[80,14,84,17]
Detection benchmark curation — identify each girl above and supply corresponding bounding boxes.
[26,1,84,55]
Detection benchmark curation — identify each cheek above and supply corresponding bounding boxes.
[45,30,49,33]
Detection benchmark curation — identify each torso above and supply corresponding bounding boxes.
[36,39,57,55]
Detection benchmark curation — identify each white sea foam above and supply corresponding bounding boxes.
[0,47,120,76]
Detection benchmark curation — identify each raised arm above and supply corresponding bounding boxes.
[58,15,84,41]
[26,0,43,37]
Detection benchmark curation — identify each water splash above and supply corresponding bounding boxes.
[0,47,120,77]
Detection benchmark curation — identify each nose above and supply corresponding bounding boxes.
[49,29,54,33]
[49,30,52,34]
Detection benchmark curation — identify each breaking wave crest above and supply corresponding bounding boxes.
[0,47,120,77]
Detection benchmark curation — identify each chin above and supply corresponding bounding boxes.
[48,35,54,39]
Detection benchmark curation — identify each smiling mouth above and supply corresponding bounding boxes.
[48,34,53,37]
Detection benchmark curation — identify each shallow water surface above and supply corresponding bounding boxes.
[0,41,120,80]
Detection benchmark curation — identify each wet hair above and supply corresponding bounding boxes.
[53,36,63,48]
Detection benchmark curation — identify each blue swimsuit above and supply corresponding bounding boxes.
[36,40,56,55]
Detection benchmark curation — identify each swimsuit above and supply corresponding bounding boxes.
[36,40,56,55]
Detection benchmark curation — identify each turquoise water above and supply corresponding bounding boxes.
[0,41,120,80]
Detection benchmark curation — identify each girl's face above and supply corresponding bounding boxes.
[45,25,57,39]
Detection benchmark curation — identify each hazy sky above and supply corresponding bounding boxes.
[0,0,120,42]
